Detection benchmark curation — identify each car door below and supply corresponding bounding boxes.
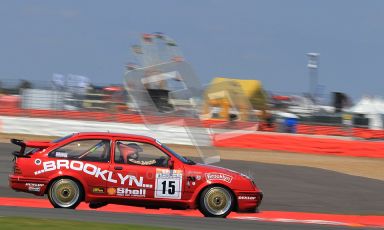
[48,138,112,195]
[106,139,184,201]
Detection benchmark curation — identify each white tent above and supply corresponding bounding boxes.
[348,97,384,129]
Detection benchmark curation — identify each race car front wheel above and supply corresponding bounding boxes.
[199,186,234,218]
[48,178,83,209]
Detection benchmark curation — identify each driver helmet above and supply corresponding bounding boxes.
[117,142,143,163]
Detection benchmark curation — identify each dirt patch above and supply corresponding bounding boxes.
[2,133,383,181]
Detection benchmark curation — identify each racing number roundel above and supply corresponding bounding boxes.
[155,169,182,199]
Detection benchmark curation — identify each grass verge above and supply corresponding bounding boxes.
[0,217,176,230]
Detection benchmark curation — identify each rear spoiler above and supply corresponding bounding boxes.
[11,139,28,157]
[11,139,53,157]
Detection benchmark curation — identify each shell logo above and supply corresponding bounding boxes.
[107,187,116,195]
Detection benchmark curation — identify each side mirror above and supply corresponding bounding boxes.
[167,159,174,169]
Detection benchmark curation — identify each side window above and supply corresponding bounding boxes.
[115,141,169,167]
[49,139,110,162]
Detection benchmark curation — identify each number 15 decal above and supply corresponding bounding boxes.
[155,169,183,199]
[162,180,175,195]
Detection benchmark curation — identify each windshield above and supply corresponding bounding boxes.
[161,144,195,165]
[52,134,75,143]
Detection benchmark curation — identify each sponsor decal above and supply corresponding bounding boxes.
[205,173,233,183]
[154,169,183,199]
[107,187,117,195]
[28,187,40,192]
[238,196,257,200]
[34,159,41,165]
[92,187,105,194]
[25,183,44,192]
[116,187,146,197]
[128,159,156,166]
[55,152,68,158]
[186,176,197,187]
[33,160,153,189]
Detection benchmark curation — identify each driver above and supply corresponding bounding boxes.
[117,142,157,166]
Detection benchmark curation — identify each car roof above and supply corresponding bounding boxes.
[72,132,156,142]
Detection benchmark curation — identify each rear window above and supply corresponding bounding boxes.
[25,147,42,156]
[49,139,110,163]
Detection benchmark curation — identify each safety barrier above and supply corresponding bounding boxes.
[0,107,242,127]
[0,114,383,158]
[260,122,384,139]
[0,115,198,146]
[0,106,383,147]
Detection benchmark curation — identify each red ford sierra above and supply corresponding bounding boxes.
[9,132,262,218]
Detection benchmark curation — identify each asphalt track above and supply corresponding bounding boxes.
[0,143,383,229]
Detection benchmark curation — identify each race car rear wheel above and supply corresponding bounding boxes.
[48,178,83,209]
[199,186,234,218]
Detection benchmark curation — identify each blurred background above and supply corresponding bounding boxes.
[1,2,384,228]
[0,0,384,140]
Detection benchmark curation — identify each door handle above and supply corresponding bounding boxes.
[114,166,123,170]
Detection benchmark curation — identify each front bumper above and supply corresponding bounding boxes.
[235,191,263,212]
[9,175,49,196]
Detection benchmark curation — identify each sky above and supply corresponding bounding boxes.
[0,0,383,100]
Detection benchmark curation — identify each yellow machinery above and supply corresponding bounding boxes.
[202,77,267,121]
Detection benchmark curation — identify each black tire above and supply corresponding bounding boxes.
[48,178,83,209]
[198,186,234,218]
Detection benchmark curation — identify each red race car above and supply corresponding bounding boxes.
[9,132,262,218]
